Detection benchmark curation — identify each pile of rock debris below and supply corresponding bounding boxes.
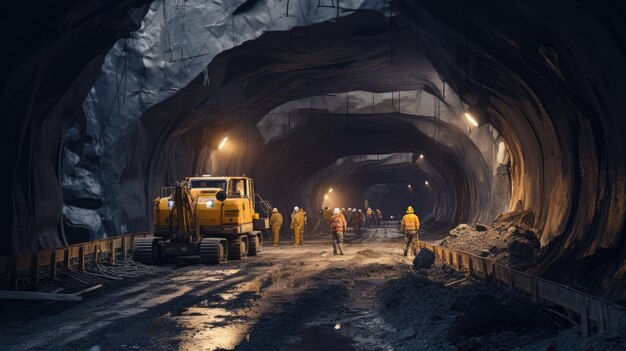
[441,209,540,269]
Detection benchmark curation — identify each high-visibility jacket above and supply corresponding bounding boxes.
[291,212,305,230]
[330,213,347,233]
[401,213,420,231]
[323,209,333,221]
[270,212,283,230]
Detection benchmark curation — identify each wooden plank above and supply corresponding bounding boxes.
[50,251,57,279]
[79,246,85,272]
[109,241,115,265]
[121,237,128,260]
[0,290,82,302]
[63,249,70,269]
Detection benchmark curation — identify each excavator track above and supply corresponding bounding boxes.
[132,237,161,265]
[228,236,248,260]
[247,232,262,256]
[199,238,228,264]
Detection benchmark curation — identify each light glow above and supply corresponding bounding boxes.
[425,181,430,186]
[419,154,424,159]
[218,137,228,150]
[464,112,479,127]
[408,184,412,189]
[324,194,329,200]
[328,188,333,193]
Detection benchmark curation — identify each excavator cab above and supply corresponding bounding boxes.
[133,176,270,265]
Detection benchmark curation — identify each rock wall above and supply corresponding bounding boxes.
[0,0,151,254]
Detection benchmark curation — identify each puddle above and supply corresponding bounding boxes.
[287,324,357,351]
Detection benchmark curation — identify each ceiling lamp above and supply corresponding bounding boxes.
[218,137,228,150]
[463,98,490,127]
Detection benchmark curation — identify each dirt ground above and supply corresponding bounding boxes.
[1,226,624,351]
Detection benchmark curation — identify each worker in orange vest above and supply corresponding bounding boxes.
[329,208,347,255]
[400,206,421,257]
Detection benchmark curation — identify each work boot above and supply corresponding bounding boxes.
[338,243,344,255]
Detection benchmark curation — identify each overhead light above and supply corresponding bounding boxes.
[463,98,490,127]
[324,194,329,200]
[419,154,424,159]
[464,112,479,127]
[425,181,430,186]
[328,188,333,193]
[218,137,228,150]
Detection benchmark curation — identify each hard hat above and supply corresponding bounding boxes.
[406,206,414,214]
[294,206,299,211]
[348,207,352,210]
[334,208,340,214]
[358,209,362,212]
[272,208,278,213]
[352,209,357,212]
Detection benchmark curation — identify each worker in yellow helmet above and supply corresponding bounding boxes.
[290,208,305,246]
[270,208,283,247]
[400,206,420,257]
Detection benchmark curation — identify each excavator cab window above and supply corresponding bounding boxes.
[228,179,248,198]
[189,179,226,189]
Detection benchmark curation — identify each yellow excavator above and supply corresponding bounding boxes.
[132,175,270,264]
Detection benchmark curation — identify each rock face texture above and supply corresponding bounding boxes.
[0,1,151,254]
[2,0,626,301]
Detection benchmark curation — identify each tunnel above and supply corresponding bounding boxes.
[1,0,626,349]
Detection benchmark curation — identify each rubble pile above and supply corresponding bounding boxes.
[413,248,436,269]
[441,210,540,269]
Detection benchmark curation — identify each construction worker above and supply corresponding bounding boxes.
[322,206,333,222]
[400,206,421,257]
[352,209,362,235]
[291,208,305,246]
[329,208,347,255]
[376,209,382,225]
[366,207,374,226]
[270,208,283,247]
[301,208,308,238]
[291,206,299,221]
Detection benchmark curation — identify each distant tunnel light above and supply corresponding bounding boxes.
[408,184,412,189]
[425,181,430,186]
[464,112,479,127]
[328,188,333,193]
[419,154,424,159]
[218,137,228,150]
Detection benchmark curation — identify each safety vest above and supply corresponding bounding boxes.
[330,213,347,233]
[402,213,420,231]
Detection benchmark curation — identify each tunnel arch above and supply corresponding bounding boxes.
[2,1,625,301]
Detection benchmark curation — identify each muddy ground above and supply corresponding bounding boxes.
[1,227,624,351]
